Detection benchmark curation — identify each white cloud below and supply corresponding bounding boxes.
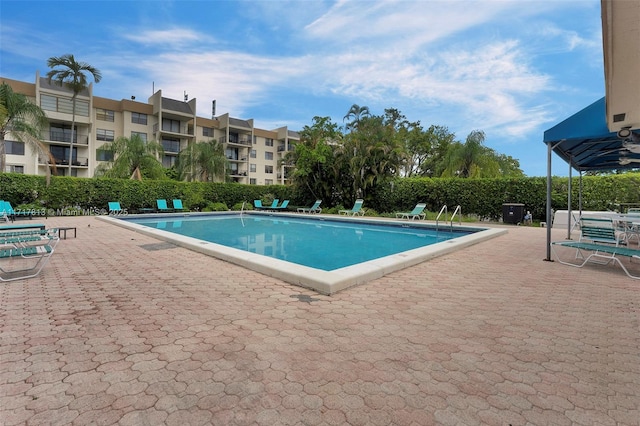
[122,27,210,46]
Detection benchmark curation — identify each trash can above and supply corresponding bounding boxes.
[502,203,525,224]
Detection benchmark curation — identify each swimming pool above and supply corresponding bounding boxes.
[100,212,507,294]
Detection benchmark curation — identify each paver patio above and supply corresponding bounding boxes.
[1,215,638,425]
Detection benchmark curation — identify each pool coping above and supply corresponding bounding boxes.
[98,212,507,295]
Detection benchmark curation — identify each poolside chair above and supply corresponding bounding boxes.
[172,199,188,212]
[156,199,174,213]
[339,199,365,216]
[108,201,123,215]
[267,199,280,211]
[297,200,322,214]
[395,203,427,220]
[254,200,265,210]
[273,200,289,211]
[1,201,32,221]
[0,240,56,282]
[0,201,8,223]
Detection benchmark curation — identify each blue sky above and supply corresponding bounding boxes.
[1,0,605,176]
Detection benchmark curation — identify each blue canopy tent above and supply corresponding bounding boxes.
[542,97,640,260]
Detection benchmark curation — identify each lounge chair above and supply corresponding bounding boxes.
[272,200,289,211]
[255,199,280,211]
[0,242,55,282]
[1,228,60,250]
[297,200,322,214]
[551,217,640,278]
[172,199,187,211]
[108,201,123,215]
[1,200,32,221]
[0,201,8,223]
[395,203,427,220]
[156,199,174,213]
[339,199,365,216]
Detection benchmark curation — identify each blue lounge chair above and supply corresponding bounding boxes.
[0,201,8,222]
[172,199,187,211]
[156,199,174,213]
[254,200,265,210]
[273,200,289,211]
[395,203,427,220]
[339,199,365,216]
[108,201,123,215]
[1,201,32,221]
[297,200,322,214]
[267,199,279,210]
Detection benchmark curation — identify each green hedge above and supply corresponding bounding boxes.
[0,174,296,214]
[3,173,640,220]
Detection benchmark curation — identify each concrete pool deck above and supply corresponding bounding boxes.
[1,215,638,425]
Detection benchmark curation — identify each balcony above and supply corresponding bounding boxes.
[40,156,89,167]
[161,141,181,153]
[220,136,252,146]
[46,130,89,145]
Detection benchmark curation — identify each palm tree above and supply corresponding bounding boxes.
[46,54,101,175]
[176,140,228,182]
[0,82,54,177]
[95,134,165,180]
[440,130,501,178]
[343,104,370,132]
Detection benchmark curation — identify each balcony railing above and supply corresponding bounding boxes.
[47,130,89,145]
[220,136,252,146]
[161,141,181,153]
[41,156,89,167]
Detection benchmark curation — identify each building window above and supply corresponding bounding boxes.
[250,163,256,173]
[250,149,256,159]
[131,131,147,142]
[265,152,273,161]
[250,178,257,185]
[96,108,114,122]
[203,127,213,137]
[132,112,148,125]
[96,147,114,161]
[162,118,180,133]
[265,138,273,147]
[5,140,25,155]
[265,165,273,174]
[253,135,257,145]
[40,94,89,116]
[5,165,24,173]
[97,129,115,142]
[265,179,273,185]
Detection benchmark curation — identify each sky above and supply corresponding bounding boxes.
[0,0,606,177]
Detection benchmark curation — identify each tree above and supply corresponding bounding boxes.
[343,104,371,132]
[95,134,165,180]
[440,130,493,178]
[0,82,54,178]
[403,124,455,177]
[287,116,342,203]
[46,54,101,175]
[176,140,228,182]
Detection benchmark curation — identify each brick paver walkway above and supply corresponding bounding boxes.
[1,216,638,425]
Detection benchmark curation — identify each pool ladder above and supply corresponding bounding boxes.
[435,204,462,231]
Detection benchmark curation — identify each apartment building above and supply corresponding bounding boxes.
[2,74,299,185]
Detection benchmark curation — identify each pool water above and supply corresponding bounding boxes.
[127,214,475,271]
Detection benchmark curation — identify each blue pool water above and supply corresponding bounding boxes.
[126,214,476,271]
